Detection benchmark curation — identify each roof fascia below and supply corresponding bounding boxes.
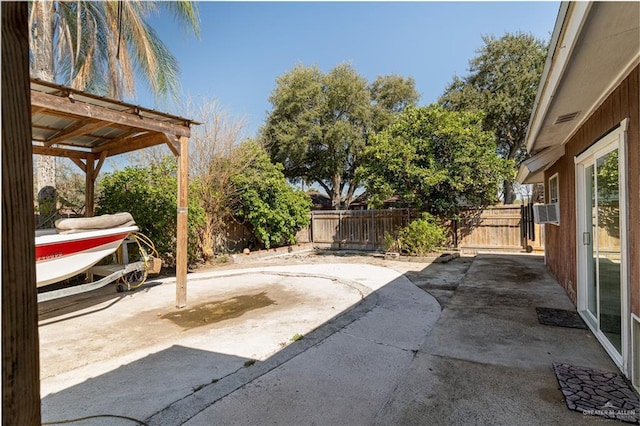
[516,145,565,184]
[525,1,592,154]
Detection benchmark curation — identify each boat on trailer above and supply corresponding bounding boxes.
[35,213,152,302]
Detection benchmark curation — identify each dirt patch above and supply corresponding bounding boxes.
[161,291,276,329]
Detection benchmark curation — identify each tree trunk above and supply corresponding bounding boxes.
[503,179,516,205]
[2,2,42,423]
[31,0,57,213]
[344,180,359,209]
[331,173,342,209]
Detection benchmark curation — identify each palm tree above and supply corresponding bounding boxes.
[29,0,200,201]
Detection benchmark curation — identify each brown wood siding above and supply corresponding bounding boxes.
[544,65,639,315]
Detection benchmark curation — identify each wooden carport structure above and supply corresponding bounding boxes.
[31,78,195,308]
[3,4,197,422]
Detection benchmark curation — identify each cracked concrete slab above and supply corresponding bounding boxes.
[373,353,601,426]
[149,265,440,425]
[184,332,415,426]
[407,256,473,308]
[373,254,622,426]
[39,262,441,426]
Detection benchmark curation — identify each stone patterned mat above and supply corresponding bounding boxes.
[553,363,639,423]
[536,307,588,329]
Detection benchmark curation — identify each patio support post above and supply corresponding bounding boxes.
[85,153,95,217]
[2,2,42,423]
[176,135,189,307]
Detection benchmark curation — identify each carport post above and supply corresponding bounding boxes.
[2,2,41,423]
[85,153,95,217]
[176,135,189,307]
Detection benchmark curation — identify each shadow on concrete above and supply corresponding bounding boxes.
[38,280,164,324]
[41,345,249,425]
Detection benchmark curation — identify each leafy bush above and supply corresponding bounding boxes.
[231,142,311,249]
[97,143,311,266]
[97,157,205,265]
[390,213,447,256]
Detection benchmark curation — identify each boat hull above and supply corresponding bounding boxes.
[36,226,138,287]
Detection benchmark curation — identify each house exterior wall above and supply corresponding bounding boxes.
[544,65,639,315]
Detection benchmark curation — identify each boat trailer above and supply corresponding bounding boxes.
[37,234,160,303]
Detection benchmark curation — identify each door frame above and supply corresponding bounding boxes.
[575,118,630,373]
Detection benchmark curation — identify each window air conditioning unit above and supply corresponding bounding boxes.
[533,203,560,225]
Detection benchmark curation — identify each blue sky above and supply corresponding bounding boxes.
[135,1,560,138]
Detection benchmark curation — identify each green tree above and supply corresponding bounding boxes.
[370,74,419,132]
[232,142,311,249]
[358,105,512,219]
[29,0,200,194]
[262,63,418,209]
[96,158,205,266]
[439,32,547,204]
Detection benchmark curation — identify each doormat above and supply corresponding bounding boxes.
[535,307,587,329]
[553,363,639,423]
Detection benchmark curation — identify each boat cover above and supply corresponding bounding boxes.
[55,212,136,234]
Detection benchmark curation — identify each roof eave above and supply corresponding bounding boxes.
[524,1,592,155]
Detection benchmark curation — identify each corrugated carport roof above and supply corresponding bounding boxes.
[31,78,198,159]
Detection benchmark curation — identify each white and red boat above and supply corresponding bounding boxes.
[35,213,138,287]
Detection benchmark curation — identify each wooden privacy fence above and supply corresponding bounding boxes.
[454,205,544,253]
[223,205,544,253]
[301,205,544,253]
[306,209,415,250]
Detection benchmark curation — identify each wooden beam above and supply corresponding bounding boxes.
[31,90,191,137]
[93,151,108,180]
[85,154,95,217]
[31,105,46,115]
[32,144,89,160]
[44,119,109,146]
[175,135,189,308]
[2,3,41,424]
[95,131,166,157]
[163,133,180,157]
[70,157,86,173]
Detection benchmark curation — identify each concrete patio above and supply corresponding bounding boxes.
[39,253,632,425]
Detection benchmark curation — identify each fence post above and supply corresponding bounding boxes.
[370,209,375,249]
[338,210,342,250]
[520,204,526,248]
[453,218,458,248]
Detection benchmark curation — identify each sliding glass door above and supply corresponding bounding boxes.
[576,123,628,366]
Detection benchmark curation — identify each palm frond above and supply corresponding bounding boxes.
[162,1,201,39]
[29,0,196,101]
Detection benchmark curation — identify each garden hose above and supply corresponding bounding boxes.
[120,232,160,290]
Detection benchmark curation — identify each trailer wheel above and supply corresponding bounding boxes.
[123,269,146,287]
[115,283,127,293]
